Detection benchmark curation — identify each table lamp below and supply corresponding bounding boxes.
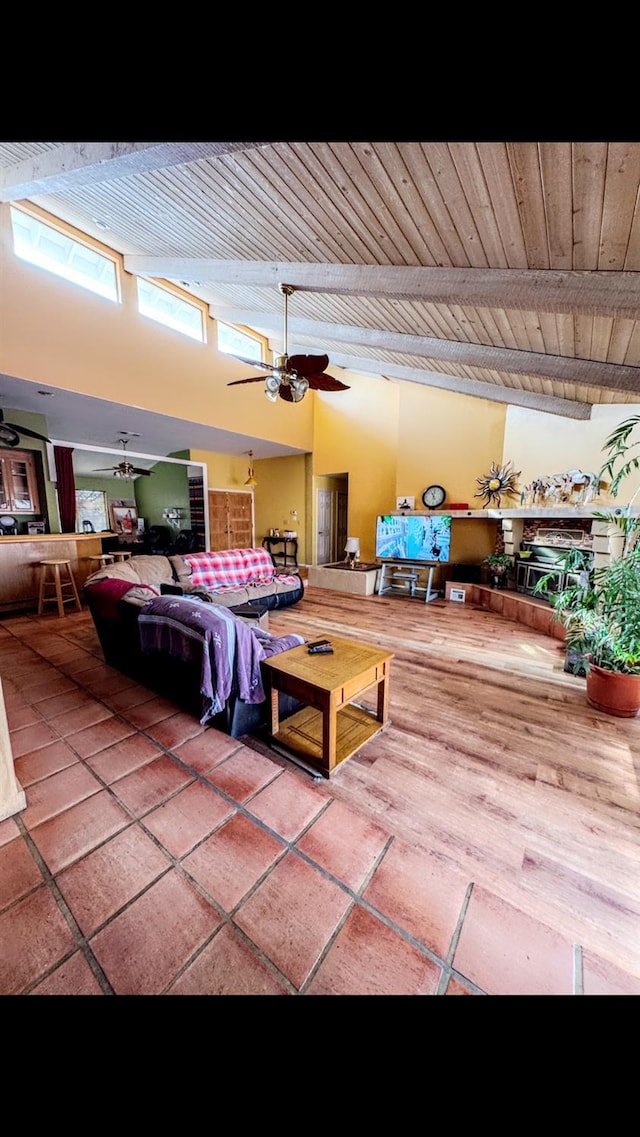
[344,537,360,567]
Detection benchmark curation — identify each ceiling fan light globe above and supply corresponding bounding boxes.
[265,374,281,394]
[265,387,279,403]
[290,376,309,402]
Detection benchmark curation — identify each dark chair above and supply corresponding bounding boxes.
[169,529,198,555]
[141,525,172,555]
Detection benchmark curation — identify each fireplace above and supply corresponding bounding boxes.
[516,528,594,599]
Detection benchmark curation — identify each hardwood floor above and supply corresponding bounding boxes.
[265,585,640,979]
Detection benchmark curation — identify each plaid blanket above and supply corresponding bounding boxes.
[138,595,303,725]
[183,548,276,591]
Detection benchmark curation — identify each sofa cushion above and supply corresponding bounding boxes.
[84,554,175,590]
[169,554,194,583]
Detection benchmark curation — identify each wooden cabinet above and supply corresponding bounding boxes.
[207,490,254,551]
[0,449,40,514]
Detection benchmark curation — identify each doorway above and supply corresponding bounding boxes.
[315,475,348,564]
[317,489,333,564]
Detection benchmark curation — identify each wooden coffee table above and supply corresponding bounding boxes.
[261,635,394,778]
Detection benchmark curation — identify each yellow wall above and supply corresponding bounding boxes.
[504,403,640,507]
[311,371,399,563]
[0,203,314,454]
[252,455,307,555]
[190,450,251,493]
[395,385,507,505]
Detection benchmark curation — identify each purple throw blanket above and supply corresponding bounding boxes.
[138,596,304,724]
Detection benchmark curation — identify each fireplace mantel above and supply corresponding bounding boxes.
[409,506,640,520]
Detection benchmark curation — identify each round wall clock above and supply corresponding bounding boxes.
[422,485,446,509]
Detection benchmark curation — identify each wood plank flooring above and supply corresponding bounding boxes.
[264,585,640,978]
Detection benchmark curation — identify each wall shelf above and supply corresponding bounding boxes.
[393,506,640,520]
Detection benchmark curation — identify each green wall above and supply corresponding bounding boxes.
[134,460,190,531]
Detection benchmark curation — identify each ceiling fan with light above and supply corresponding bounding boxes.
[94,438,154,479]
[0,408,51,448]
[226,283,350,403]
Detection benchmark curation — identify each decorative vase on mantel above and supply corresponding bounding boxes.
[491,566,508,589]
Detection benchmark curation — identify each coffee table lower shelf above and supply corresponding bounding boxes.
[271,702,388,774]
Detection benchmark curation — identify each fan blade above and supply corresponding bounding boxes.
[227,375,273,387]
[131,467,153,476]
[278,384,294,402]
[5,421,51,444]
[307,374,351,392]
[287,354,329,375]
[231,355,281,372]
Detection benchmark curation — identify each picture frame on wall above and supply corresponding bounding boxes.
[396,496,415,511]
[109,504,138,535]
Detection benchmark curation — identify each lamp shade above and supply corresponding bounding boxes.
[344,537,360,554]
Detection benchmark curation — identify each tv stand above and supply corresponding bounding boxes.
[377,560,439,603]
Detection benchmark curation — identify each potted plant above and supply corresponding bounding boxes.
[534,415,640,716]
[484,552,512,589]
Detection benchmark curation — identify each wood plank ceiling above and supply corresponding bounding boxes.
[2,140,640,421]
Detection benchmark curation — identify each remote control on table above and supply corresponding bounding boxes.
[307,639,334,654]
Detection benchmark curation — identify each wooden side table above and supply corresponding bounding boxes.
[261,635,393,778]
[262,535,298,569]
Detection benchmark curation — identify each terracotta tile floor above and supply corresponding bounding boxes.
[2,607,640,997]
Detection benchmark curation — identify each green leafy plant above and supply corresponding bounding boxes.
[533,422,640,676]
[484,552,512,569]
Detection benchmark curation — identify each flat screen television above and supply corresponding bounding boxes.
[375,514,452,562]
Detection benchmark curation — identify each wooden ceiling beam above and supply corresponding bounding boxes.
[0,143,272,200]
[324,356,592,420]
[211,306,640,394]
[125,257,640,319]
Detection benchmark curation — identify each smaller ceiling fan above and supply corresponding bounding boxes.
[227,283,350,402]
[0,409,51,448]
[94,439,153,479]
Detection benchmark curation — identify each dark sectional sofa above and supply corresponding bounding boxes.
[83,549,306,736]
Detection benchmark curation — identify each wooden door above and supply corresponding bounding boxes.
[207,490,254,551]
[317,489,334,564]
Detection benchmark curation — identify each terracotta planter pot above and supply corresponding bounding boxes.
[586,663,640,718]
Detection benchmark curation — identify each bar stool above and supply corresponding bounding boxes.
[37,559,82,618]
[87,554,116,569]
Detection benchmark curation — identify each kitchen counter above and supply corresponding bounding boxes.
[0,532,112,613]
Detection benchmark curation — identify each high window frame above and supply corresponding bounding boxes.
[9,205,120,303]
[136,277,206,342]
[217,320,269,362]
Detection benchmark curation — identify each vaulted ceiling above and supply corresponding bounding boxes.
[2,139,640,427]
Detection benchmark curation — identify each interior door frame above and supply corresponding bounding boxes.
[208,486,255,549]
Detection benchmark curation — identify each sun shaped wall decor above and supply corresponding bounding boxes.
[474,460,521,507]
